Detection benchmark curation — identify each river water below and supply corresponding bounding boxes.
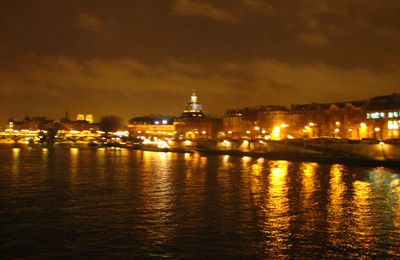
[0,144,399,258]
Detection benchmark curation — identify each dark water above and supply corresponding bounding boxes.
[0,144,399,258]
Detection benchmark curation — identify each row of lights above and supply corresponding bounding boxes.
[154,120,169,125]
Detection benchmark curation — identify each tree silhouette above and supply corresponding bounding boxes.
[99,115,123,133]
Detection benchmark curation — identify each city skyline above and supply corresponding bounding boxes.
[1,1,400,123]
[3,90,398,124]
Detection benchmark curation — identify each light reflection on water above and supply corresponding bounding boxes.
[327,164,347,249]
[0,145,399,258]
[12,147,20,175]
[70,147,79,175]
[263,160,290,255]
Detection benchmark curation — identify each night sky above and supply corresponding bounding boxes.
[1,0,400,124]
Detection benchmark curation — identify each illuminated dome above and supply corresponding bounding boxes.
[184,90,203,113]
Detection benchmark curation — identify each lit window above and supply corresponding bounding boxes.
[162,120,168,124]
[380,112,385,118]
[394,112,399,118]
[388,112,393,118]
[155,121,160,125]
[371,112,380,119]
[367,113,371,119]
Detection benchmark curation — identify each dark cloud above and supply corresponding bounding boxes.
[172,0,235,22]
[0,0,399,124]
[297,33,328,47]
[77,13,103,32]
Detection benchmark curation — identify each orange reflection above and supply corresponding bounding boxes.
[140,150,175,246]
[250,158,264,176]
[300,162,318,201]
[248,160,264,205]
[199,156,207,170]
[327,164,346,245]
[351,180,374,249]
[184,152,200,168]
[239,156,252,176]
[184,152,191,161]
[96,148,106,165]
[262,160,290,253]
[12,147,20,175]
[329,164,346,212]
[70,147,79,175]
[251,164,262,176]
[391,178,400,229]
[220,155,232,171]
[41,147,49,171]
[299,162,319,234]
[41,147,48,157]
[242,156,251,165]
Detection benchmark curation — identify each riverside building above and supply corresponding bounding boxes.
[366,93,400,140]
[127,116,176,139]
[174,90,222,139]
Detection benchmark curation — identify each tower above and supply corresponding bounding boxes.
[64,110,70,121]
[184,90,203,114]
[85,114,94,123]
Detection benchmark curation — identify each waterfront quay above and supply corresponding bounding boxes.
[1,91,400,166]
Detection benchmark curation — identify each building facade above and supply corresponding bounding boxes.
[174,91,222,139]
[127,116,175,139]
[223,107,258,139]
[366,93,400,140]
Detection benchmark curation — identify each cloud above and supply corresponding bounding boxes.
[77,13,103,32]
[239,0,274,13]
[164,57,204,74]
[297,33,328,46]
[250,59,400,103]
[0,55,236,122]
[171,0,234,22]
[171,0,274,22]
[2,54,400,125]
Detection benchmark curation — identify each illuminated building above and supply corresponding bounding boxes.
[257,106,289,139]
[289,101,366,139]
[223,108,255,139]
[76,113,94,123]
[174,91,222,139]
[127,116,176,138]
[223,100,367,140]
[184,90,203,113]
[58,113,99,132]
[7,116,55,131]
[85,114,94,123]
[326,101,366,139]
[366,93,400,139]
[223,107,259,139]
[76,114,85,121]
